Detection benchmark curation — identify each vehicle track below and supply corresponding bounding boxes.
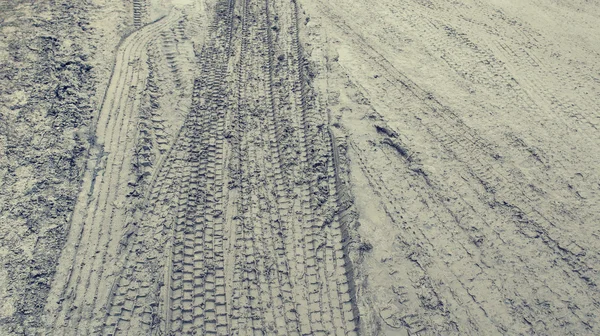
[39,0,600,334]
[99,13,203,332]
[134,0,149,28]
[165,1,236,333]
[43,13,180,335]
[160,30,185,89]
[100,0,236,333]
[224,0,359,334]
[303,0,600,333]
[44,0,359,333]
[318,0,600,280]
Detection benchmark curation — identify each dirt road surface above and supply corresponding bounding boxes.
[1,0,599,335]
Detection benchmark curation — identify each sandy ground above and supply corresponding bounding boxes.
[0,0,599,335]
[300,0,600,334]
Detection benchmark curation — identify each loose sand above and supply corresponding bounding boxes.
[1,0,599,334]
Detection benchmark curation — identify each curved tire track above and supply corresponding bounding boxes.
[43,13,179,335]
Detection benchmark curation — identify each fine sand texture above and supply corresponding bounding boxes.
[1,0,599,335]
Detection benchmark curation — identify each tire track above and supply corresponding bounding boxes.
[228,0,271,332]
[108,64,193,332]
[99,8,203,331]
[44,13,178,335]
[102,127,189,335]
[63,0,361,333]
[75,47,148,335]
[102,64,196,332]
[308,2,599,331]
[350,130,599,333]
[164,0,236,333]
[225,0,359,334]
[134,0,148,28]
[464,1,600,130]
[315,0,600,292]
[258,0,303,331]
[160,30,185,89]
[235,0,308,332]
[304,20,354,335]
[232,2,275,330]
[423,2,600,236]
[76,17,183,333]
[290,2,359,333]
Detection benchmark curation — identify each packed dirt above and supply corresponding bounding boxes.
[1,0,599,335]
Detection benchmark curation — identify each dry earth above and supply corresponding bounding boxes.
[0,0,599,335]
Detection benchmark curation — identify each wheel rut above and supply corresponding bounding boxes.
[43,0,359,334]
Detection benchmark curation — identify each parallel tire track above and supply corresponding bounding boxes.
[44,14,177,335]
[165,0,236,333]
[226,0,360,334]
[48,0,361,334]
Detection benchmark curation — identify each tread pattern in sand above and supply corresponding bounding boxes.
[43,13,184,335]
[303,0,600,333]
[44,0,360,334]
